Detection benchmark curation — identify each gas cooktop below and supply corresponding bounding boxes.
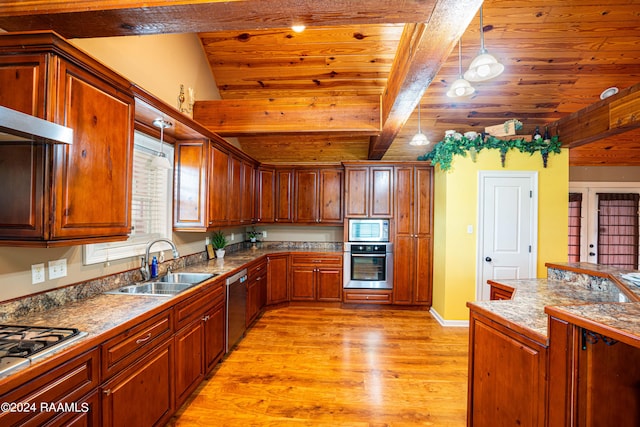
[0,325,87,378]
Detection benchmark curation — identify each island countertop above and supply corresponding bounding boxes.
[467,262,640,345]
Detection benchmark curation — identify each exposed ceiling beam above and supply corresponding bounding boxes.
[0,0,439,38]
[367,0,484,159]
[548,82,640,148]
[193,96,381,136]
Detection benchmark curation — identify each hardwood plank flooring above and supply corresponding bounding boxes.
[168,307,469,426]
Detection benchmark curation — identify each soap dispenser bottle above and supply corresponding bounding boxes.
[151,256,158,278]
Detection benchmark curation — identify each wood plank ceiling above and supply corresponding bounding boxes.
[0,0,638,166]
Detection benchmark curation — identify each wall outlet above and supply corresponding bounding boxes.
[205,237,210,245]
[49,259,67,279]
[32,263,45,284]
[230,233,235,241]
[262,230,267,238]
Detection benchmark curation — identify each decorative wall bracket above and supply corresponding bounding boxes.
[177,84,195,118]
[582,328,618,350]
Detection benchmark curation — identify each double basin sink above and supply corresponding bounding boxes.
[106,272,217,297]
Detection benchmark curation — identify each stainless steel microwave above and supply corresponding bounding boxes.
[348,219,389,242]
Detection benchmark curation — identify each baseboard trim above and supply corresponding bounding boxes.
[429,307,469,327]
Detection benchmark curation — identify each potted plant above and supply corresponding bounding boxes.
[247,228,260,243]
[211,230,228,259]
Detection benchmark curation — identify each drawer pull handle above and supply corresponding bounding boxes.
[136,333,152,344]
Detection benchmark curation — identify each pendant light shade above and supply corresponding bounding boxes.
[152,118,173,169]
[410,104,430,146]
[464,7,504,82]
[447,40,475,98]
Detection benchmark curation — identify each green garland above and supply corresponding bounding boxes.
[417,131,562,171]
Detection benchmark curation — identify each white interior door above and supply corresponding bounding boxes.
[477,171,538,300]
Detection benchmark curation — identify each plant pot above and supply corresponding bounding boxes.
[250,237,257,243]
[215,249,225,259]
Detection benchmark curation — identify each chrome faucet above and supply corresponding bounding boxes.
[140,238,180,281]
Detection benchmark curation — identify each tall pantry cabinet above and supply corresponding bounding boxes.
[393,165,433,306]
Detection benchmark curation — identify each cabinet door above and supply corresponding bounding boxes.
[267,254,289,305]
[204,301,225,372]
[344,167,369,217]
[209,145,229,226]
[174,320,204,406]
[52,59,134,240]
[319,168,343,223]
[102,339,174,427]
[256,167,275,223]
[241,161,255,224]
[228,155,242,224]
[394,166,414,236]
[370,166,393,218]
[275,169,294,223]
[414,236,433,305]
[291,266,316,300]
[393,235,415,304]
[0,56,47,240]
[317,267,343,301]
[295,169,319,223]
[414,166,433,236]
[174,140,208,230]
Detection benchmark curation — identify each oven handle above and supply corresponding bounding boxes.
[351,253,387,257]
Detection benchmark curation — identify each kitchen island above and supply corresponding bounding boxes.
[467,262,640,427]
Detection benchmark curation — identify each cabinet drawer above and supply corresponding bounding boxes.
[174,283,224,330]
[0,348,99,427]
[343,289,392,304]
[247,259,267,281]
[290,254,343,266]
[101,310,173,380]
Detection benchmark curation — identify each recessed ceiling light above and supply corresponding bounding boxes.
[291,24,306,33]
[600,86,619,100]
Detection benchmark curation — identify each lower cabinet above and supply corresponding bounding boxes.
[468,310,547,427]
[343,288,392,304]
[101,338,174,427]
[0,348,100,427]
[267,254,289,305]
[290,254,343,302]
[174,283,226,406]
[247,259,268,326]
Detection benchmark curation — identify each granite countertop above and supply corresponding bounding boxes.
[0,245,342,385]
[469,263,640,346]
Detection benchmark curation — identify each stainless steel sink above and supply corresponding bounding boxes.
[156,272,216,284]
[106,282,196,297]
[105,272,217,297]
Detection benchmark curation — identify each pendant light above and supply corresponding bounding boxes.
[447,39,475,98]
[464,6,504,82]
[410,103,430,146]
[152,118,173,169]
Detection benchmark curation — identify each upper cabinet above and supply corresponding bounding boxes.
[0,32,134,246]
[343,163,393,218]
[294,167,343,225]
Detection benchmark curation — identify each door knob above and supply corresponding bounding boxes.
[485,257,492,262]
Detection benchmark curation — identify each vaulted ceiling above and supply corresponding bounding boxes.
[0,0,638,166]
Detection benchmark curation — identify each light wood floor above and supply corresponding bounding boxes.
[168,307,469,426]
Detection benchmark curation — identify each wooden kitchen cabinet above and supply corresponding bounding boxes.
[0,348,100,427]
[173,139,209,230]
[393,165,433,306]
[209,144,230,227]
[241,159,256,224]
[294,167,343,224]
[343,163,393,218]
[101,337,174,427]
[468,311,548,427]
[247,258,268,326]
[255,167,275,223]
[0,34,134,246]
[275,168,294,223]
[290,254,343,302]
[267,254,289,305]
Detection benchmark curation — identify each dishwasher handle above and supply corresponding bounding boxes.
[226,268,248,285]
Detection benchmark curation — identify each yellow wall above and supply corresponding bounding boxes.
[431,147,569,321]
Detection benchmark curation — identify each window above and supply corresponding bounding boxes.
[568,193,582,262]
[83,131,173,265]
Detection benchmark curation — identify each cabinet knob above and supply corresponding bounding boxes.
[103,389,112,396]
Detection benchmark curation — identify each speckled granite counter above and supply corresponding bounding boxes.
[0,244,342,388]
[468,262,640,345]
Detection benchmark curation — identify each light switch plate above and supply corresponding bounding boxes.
[32,263,45,284]
[49,259,67,279]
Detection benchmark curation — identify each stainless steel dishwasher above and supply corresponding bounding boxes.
[225,268,248,354]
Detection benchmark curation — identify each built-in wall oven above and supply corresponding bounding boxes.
[344,219,393,289]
